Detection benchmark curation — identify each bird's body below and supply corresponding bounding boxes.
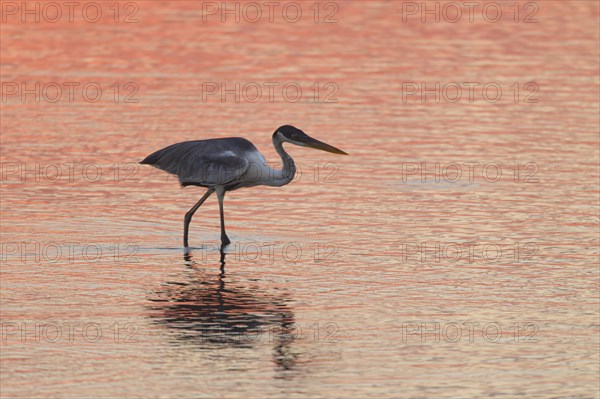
[140,125,347,247]
[141,137,290,190]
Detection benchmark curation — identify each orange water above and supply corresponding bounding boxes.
[1,1,599,397]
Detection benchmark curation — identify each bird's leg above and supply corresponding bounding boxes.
[183,189,214,247]
[216,188,231,246]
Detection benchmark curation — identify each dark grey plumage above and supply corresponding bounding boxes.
[140,137,264,188]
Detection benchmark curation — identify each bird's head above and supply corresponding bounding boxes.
[273,125,348,155]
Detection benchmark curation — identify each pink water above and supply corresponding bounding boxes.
[1,1,599,398]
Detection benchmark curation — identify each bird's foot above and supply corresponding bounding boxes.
[221,235,231,246]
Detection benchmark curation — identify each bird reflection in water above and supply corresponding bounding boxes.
[147,248,299,371]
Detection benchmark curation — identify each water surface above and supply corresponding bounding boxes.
[1,1,599,398]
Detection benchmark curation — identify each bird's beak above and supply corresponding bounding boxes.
[302,136,348,155]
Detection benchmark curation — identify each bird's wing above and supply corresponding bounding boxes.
[178,152,250,187]
[140,138,255,187]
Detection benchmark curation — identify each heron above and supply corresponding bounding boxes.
[140,125,347,247]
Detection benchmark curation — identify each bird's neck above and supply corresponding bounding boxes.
[268,138,296,187]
